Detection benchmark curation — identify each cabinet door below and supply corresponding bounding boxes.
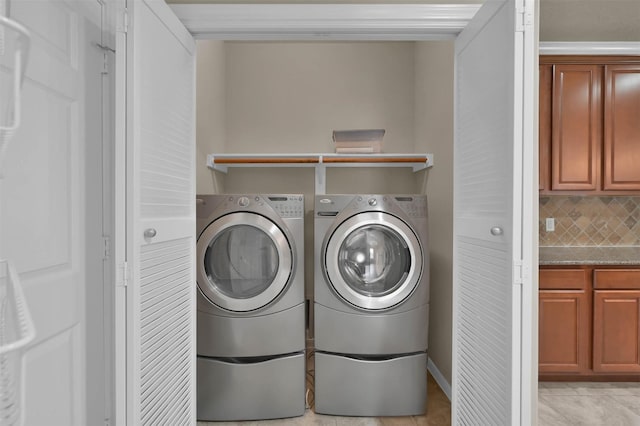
[539,65,552,191]
[551,65,602,191]
[593,290,640,372]
[603,65,640,190]
[539,290,591,374]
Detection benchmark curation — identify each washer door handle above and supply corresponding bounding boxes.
[144,228,157,239]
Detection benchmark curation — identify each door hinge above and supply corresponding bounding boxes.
[117,261,129,288]
[516,3,534,33]
[123,9,129,33]
[513,260,524,286]
[103,236,111,259]
[118,9,129,34]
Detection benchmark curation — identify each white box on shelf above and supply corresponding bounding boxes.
[332,129,384,153]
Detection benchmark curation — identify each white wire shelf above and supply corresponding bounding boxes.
[0,15,30,179]
[207,153,434,193]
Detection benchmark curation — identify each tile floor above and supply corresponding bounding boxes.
[539,381,640,426]
[197,379,640,425]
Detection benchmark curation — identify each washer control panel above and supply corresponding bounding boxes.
[349,195,428,218]
[267,195,304,218]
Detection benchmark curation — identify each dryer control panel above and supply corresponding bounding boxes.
[394,196,428,218]
[266,195,304,219]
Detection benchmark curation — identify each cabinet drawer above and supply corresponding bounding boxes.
[539,269,588,290]
[594,269,640,289]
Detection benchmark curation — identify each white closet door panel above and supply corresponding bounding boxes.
[139,239,193,426]
[453,0,534,424]
[117,0,196,424]
[1,1,102,425]
[22,326,82,425]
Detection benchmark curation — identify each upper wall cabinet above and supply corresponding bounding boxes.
[540,57,640,194]
[604,65,640,190]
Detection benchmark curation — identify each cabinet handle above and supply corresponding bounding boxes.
[490,227,503,236]
[144,228,157,239]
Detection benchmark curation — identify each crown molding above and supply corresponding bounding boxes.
[169,4,481,40]
[539,42,640,56]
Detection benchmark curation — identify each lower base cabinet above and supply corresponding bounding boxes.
[539,268,591,375]
[592,269,640,373]
[539,290,591,374]
[540,266,640,379]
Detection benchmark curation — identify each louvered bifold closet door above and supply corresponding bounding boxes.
[453,0,535,424]
[124,0,196,424]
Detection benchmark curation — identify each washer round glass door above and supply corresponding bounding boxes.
[197,212,293,312]
[324,211,422,310]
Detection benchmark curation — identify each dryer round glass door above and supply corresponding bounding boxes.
[324,211,422,310]
[197,212,293,311]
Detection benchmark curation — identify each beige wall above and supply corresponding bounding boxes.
[414,41,455,384]
[540,0,640,41]
[198,41,421,201]
[196,40,227,194]
[224,41,415,156]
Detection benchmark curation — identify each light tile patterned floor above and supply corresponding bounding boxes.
[197,379,640,425]
[538,382,640,426]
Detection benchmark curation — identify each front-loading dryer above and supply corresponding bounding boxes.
[314,194,430,417]
[196,194,305,421]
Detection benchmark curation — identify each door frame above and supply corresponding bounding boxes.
[109,2,538,424]
[169,3,481,41]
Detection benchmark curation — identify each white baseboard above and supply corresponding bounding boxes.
[427,357,452,401]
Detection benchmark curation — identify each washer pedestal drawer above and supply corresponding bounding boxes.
[197,352,306,421]
[314,351,427,417]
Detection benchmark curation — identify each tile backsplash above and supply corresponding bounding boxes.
[539,196,640,247]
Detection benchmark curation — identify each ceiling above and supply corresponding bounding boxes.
[166,0,640,42]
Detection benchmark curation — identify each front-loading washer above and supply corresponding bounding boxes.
[314,194,430,417]
[196,194,305,421]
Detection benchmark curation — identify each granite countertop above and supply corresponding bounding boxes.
[539,246,640,266]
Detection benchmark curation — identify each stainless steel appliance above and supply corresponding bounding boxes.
[196,194,305,421]
[314,194,430,416]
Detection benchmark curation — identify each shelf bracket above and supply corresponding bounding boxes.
[414,153,434,171]
[207,154,228,173]
[316,157,326,194]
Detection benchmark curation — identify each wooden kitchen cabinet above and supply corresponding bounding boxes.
[540,266,640,379]
[603,65,640,190]
[592,269,640,372]
[539,57,640,194]
[539,65,552,192]
[539,269,591,374]
[550,64,602,191]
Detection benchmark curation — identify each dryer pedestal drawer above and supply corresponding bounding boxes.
[197,352,306,421]
[314,351,427,416]
[197,302,305,357]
